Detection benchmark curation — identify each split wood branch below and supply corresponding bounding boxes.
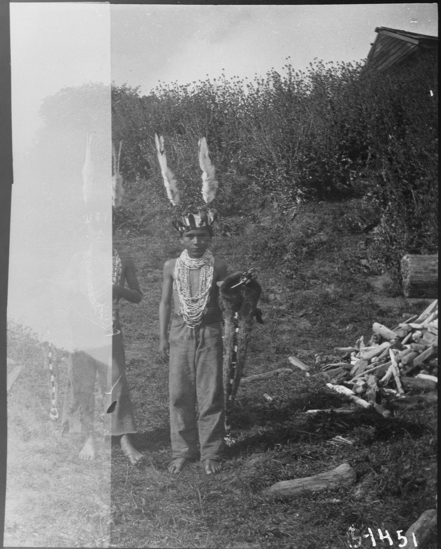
[415,373,438,384]
[372,322,397,341]
[401,376,437,390]
[380,365,394,385]
[350,360,392,382]
[413,346,438,367]
[334,347,357,353]
[414,300,437,324]
[288,356,311,372]
[389,350,404,395]
[326,383,370,409]
[265,463,356,499]
[304,409,354,415]
[401,331,414,345]
[359,341,390,361]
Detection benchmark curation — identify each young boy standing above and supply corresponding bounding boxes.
[159,217,228,475]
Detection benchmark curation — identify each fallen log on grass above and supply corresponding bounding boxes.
[404,509,437,549]
[240,368,293,384]
[266,463,356,499]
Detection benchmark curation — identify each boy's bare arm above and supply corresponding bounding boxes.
[159,259,174,360]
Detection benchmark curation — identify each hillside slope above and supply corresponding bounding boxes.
[110,183,437,548]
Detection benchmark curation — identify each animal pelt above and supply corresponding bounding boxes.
[220,272,262,419]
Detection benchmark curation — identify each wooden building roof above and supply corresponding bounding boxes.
[367,27,438,72]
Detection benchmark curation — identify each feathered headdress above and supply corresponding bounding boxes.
[81,134,124,223]
[112,140,124,209]
[82,133,94,205]
[155,134,219,234]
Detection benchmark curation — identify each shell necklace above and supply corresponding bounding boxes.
[174,249,214,328]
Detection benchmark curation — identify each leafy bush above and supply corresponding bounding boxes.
[29,53,437,282]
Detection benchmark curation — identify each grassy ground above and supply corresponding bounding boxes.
[109,196,437,548]
[5,323,111,548]
[5,190,436,548]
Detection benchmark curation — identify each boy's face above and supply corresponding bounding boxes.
[181,227,212,258]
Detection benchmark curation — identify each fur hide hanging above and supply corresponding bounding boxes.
[220,272,262,430]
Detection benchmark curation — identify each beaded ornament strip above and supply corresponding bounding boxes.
[174,249,214,328]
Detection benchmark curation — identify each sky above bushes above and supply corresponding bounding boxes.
[10,3,438,153]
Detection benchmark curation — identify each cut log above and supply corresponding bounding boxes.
[416,373,437,384]
[401,255,438,298]
[288,356,311,372]
[389,350,404,395]
[420,331,438,346]
[413,346,438,367]
[241,368,293,384]
[350,360,391,382]
[326,383,371,409]
[409,343,430,354]
[350,359,369,377]
[401,351,419,366]
[393,324,412,339]
[334,347,357,353]
[404,509,437,549]
[360,341,390,361]
[265,463,356,498]
[422,311,438,326]
[372,322,397,341]
[401,376,437,390]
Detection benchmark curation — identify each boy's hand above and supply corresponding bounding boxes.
[159,340,169,362]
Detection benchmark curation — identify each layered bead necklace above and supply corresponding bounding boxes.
[174,249,214,328]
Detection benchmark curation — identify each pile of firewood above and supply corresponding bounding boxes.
[322,300,438,416]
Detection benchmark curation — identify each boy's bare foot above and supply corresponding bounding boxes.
[120,435,143,465]
[168,458,188,474]
[79,435,95,461]
[203,459,222,475]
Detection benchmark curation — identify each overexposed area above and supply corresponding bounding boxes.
[6,3,112,547]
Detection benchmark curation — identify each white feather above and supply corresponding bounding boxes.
[82,134,94,204]
[155,134,180,206]
[199,137,218,204]
[112,141,124,208]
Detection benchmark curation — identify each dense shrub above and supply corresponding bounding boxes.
[29,54,437,282]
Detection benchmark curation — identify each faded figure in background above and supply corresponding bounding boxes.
[61,206,143,464]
